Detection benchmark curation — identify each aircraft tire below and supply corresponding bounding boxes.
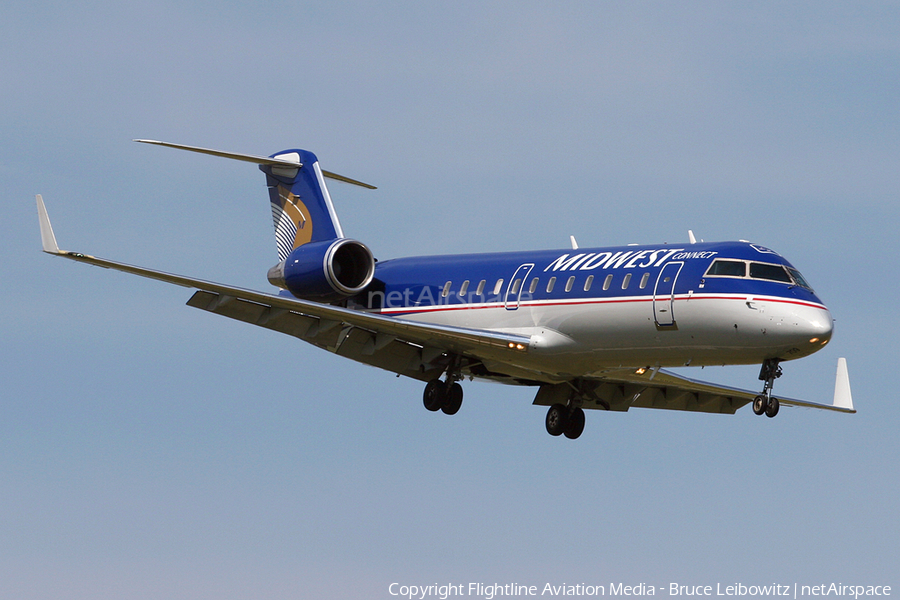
[564,407,585,439]
[441,382,463,415]
[423,379,445,412]
[752,395,767,416]
[545,404,568,436]
[563,406,584,440]
[765,397,780,418]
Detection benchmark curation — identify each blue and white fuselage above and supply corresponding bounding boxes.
[331,241,833,382]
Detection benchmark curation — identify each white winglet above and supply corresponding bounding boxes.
[570,236,578,250]
[833,357,854,412]
[36,195,61,254]
[688,230,697,244]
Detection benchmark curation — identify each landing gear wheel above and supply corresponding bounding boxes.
[765,396,780,418]
[423,379,444,412]
[564,407,585,439]
[752,395,767,416]
[441,382,463,415]
[545,404,568,437]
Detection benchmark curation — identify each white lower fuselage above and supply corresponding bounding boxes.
[394,293,831,379]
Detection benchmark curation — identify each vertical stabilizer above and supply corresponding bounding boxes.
[262,150,343,262]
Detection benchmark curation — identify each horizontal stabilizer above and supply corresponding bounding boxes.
[134,139,376,189]
[134,139,299,166]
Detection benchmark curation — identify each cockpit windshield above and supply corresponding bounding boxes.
[704,259,814,291]
[786,267,814,291]
[749,262,792,283]
[706,260,746,277]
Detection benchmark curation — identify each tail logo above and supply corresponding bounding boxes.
[271,185,313,261]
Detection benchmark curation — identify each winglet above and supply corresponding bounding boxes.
[833,357,855,412]
[36,195,61,254]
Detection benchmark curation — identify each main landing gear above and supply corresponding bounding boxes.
[423,378,463,415]
[423,356,464,416]
[545,403,586,439]
[752,358,781,418]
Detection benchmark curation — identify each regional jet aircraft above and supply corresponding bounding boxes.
[35,141,855,439]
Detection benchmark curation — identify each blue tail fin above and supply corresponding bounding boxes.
[262,150,344,262]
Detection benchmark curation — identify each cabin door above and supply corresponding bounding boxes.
[504,263,534,310]
[653,261,683,327]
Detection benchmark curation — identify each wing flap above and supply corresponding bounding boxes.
[533,377,744,414]
[187,290,446,381]
[333,325,444,381]
[600,368,751,414]
[186,291,346,348]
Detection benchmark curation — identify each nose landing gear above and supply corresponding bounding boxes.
[753,358,782,418]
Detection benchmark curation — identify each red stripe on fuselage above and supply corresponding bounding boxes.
[370,293,826,317]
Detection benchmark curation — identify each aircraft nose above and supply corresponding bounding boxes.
[797,304,833,350]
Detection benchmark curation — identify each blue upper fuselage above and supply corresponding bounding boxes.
[357,240,826,314]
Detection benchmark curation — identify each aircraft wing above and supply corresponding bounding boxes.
[534,362,855,415]
[36,196,532,382]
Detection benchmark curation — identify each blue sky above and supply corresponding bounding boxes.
[2,2,898,598]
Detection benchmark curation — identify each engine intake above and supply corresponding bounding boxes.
[268,238,375,301]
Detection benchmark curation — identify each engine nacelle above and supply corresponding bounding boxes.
[267,238,375,301]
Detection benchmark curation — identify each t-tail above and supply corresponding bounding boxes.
[135,140,377,301]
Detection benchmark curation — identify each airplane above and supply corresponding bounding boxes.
[35,140,855,439]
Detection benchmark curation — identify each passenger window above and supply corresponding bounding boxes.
[442,281,452,297]
[565,276,575,292]
[622,273,632,290]
[706,260,746,277]
[529,277,539,294]
[492,279,504,295]
[639,272,649,289]
[458,280,469,297]
[546,277,556,293]
[476,280,486,296]
[750,262,792,283]
[511,278,522,294]
[603,274,613,291]
[584,275,594,292]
